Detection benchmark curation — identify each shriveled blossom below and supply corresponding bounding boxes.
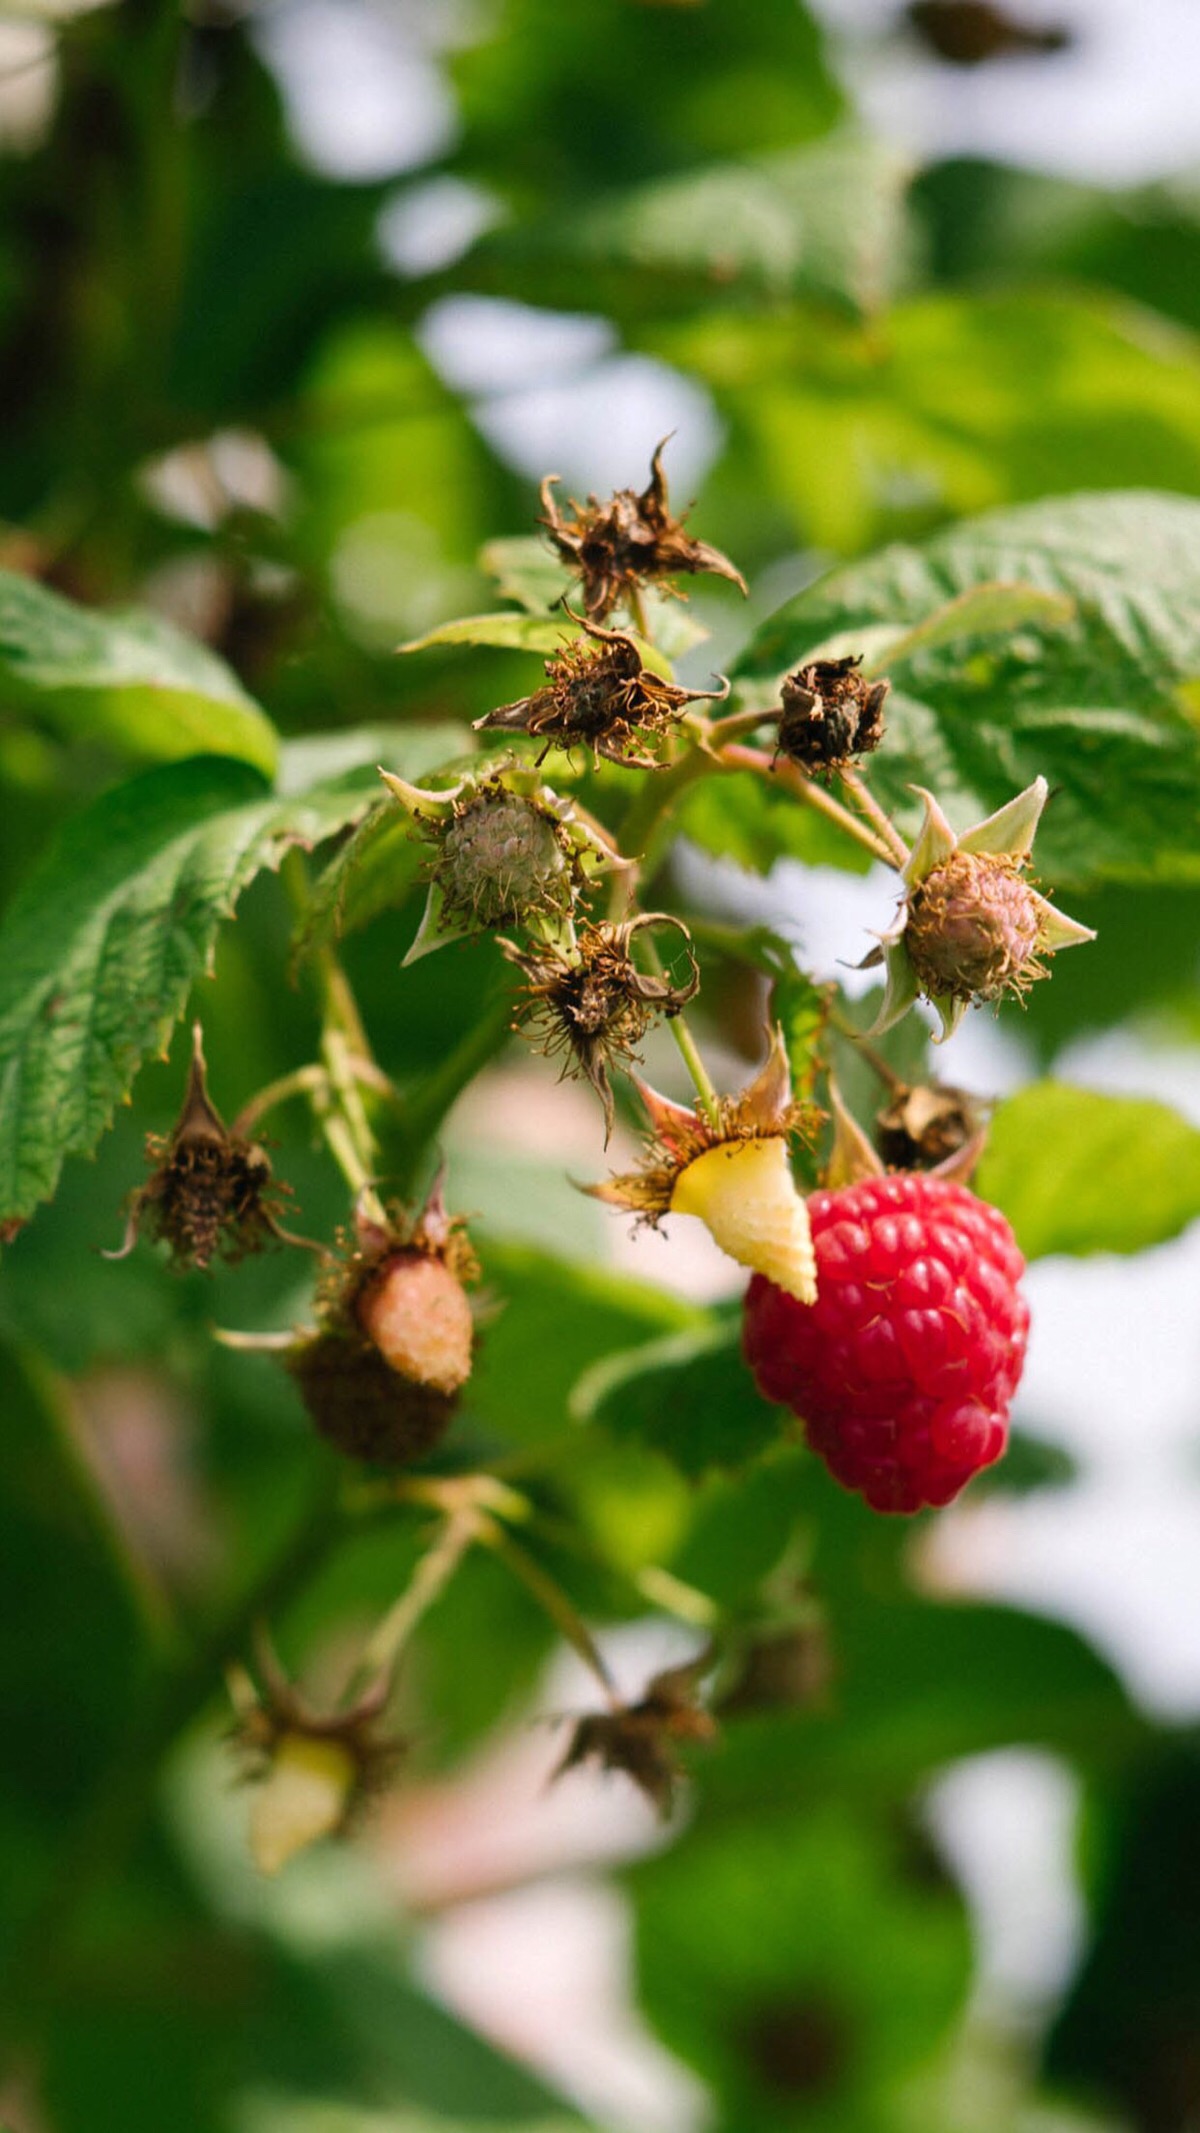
[105,1023,309,1270]
[869,778,1095,1041]
[501,914,699,1140]
[588,1027,822,1301]
[774,654,889,775]
[540,439,746,620]
[553,1651,717,1818]
[476,615,727,770]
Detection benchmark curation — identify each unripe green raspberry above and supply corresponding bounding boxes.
[904,850,1044,1005]
[435,787,568,931]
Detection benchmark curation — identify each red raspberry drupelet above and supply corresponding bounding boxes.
[743,1173,1029,1513]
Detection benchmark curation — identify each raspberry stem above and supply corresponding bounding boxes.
[717,742,899,868]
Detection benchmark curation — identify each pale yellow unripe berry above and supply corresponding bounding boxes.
[669,1137,817,1303]
[249,1732,358,1877]
[358,1252,474,1396]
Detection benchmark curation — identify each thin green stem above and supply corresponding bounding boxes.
[718,742,898,868]
[231,1063,329,1140]
[838,767,911,870]
[636,934,720,1126]
[482,1526,617,1698]
[343,1505,480,1703]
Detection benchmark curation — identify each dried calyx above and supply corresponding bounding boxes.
[868,778,1095,1041]
[105,1023,309,1271]
[380,763,620,961]
[774,655,888,775]
[875,1079,989,1173]
[290,1182,478,1465]
[540,439,746,621]
[502,913,700,1141]
[476,615,727,770]
[589,1027,822,1301]
[229,1639,402,1876]
[553,1650,717,1818]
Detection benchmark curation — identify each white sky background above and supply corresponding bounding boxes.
[239,5,1200,2124]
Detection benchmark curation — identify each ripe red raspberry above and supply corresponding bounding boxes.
[743,1173,1028,1513]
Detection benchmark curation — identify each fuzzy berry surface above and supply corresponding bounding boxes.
[743,1173,1028,1513]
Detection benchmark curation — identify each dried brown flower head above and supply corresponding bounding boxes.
[229,1635,403,1876]
[106,1024,307,1271]
[907,0,1070,65]
[775,655,888,776]
[501,913,699,1139]
[553,1651,717,1817]
[290,1183,478,1466]
[477,615,727,770]
[540,439,747,621]
[874,1080,990,1173]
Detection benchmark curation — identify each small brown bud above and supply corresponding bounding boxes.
[774,656,888,776]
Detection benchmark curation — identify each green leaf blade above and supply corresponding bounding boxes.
[0,753,388,1231]
[0,571,280,775]
[977,1081,1200,1258]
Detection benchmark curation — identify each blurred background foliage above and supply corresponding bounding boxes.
[1,2,1199,2130]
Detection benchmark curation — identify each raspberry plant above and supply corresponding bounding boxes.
[4,9,1200,2132]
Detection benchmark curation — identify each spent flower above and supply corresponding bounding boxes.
[502,913,700,1141]
[540,439,746,621]
[774,654,889,776]
[553,1651,717,1818]
[476,615,727,770]
[106,1023,310,1271]
[380,762,621,961]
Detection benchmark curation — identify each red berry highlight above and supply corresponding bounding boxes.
[742,1173,1028,1513]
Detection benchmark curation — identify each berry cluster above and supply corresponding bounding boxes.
[743,1173,1028,1512]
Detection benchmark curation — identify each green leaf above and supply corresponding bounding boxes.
[859,579,1077,670]
[0,755,382,1232]
[0,571,279,776]
[480,536,574,614]
[401,610,578,656]
[468,1238,703,1451]
[632,1803,970,2131]
[461,136,911,318]
[977,1082,1200,1258]
[573,1319,783,1479]
[656,291,1200,556]
[734,491,1200,887]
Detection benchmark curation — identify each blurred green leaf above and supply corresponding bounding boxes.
[658,293,1200,555]
[0,749,386,1230]
[0,571,279,775]
[978,1082,1200,1258]
[573,1318,783,1479]
[469,1238,703,1451]
[481,536,573,614]
[402,610,577,655]
[632,1803,970,2133]
[461,136,913,318]
[734,490,1200,886]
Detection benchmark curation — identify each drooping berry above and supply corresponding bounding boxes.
[743,1172,1028,1513]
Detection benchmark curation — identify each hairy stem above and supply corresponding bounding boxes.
[838,767,911,869]
[717,742,898,868]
